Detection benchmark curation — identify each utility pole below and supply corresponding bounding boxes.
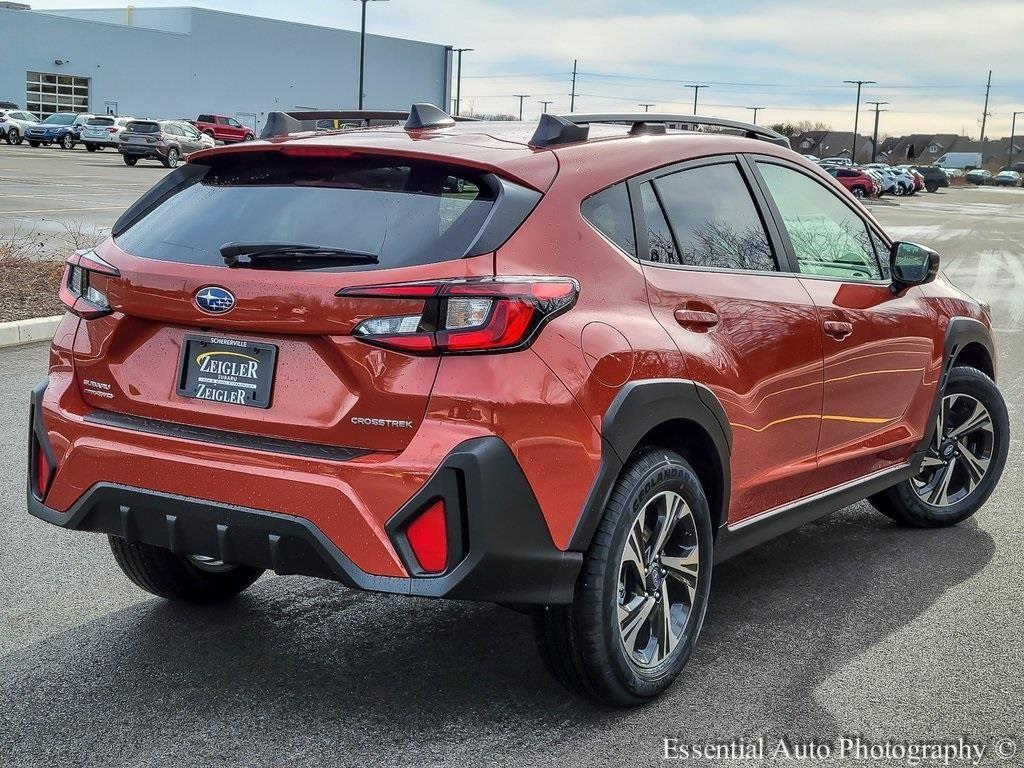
[747,106,765,124]
[866,101,888,163]
[686,84,709,115]
[979,69,993,165]
[570,59,578,112]
[844,79,876,162]
[451,47,473,116]
[639,103,655,112]
[1010,111,1024,168]
[539,100,553,113]
[353,0,389,109]
[514,94,530,120]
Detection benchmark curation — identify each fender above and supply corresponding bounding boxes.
[567,379,732,551]
[914,316,996,461]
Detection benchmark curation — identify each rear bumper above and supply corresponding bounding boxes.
[28,382,581,605]
[120,144,167,158]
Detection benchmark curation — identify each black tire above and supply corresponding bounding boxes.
[162,147,179,168]
[4,127,19,145]
[108,536,264,602]
[926,182,939,193]
[870,366,1008,528]
[60,133,74,150]
[122,155,138,166]
[243,133,255,141]
[28,140,39,148]
[852,186,865,198]
[534,448,714,706]
[85,143,97,152]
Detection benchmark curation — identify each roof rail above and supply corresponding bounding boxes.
[259,105,474,140]
[557,113,790,147]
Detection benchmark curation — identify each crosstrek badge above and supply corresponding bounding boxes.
[176,334,278,409]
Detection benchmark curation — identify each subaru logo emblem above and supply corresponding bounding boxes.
[195,286,235,314]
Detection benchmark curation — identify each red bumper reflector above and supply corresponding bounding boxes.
[405,499,448,573]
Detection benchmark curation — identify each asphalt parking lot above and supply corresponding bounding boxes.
[1,149,1022,766]
[0,143,171,242]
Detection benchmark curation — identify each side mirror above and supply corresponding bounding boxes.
[890,241,939,290]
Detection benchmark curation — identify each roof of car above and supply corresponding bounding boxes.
[190,119,800,192]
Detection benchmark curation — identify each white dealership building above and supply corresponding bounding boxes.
[0,3,453,130]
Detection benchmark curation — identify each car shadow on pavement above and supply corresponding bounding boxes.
[0,502,995,766]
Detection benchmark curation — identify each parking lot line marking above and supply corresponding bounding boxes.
[0,206,124,215]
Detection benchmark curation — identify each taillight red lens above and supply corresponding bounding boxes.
[341,277,578,355]
[60,249,119,319]
[405,499,448,573]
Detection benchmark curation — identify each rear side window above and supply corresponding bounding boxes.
[757,162,882,281]
[197,114,213,122]
[581,182,636,257]
[652,163,776,272]
[114,154,503,271]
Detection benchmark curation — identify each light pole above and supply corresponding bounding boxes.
[451,47,473,116]
[514,94,530,120]
[686,84,708,115]
[866,101,888,163]
[539,100,553,113]
[747,106,765,124]
[353,0,389,110]
[843,79,876,162]
[1009,111,1023,168]
[639,103,655,112]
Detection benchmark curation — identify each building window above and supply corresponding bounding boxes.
[26,71,90,119]
[927,143,941,154]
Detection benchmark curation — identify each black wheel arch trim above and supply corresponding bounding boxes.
[567,378,733,551]
[915,316,996,458]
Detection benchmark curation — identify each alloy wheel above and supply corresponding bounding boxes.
[912,393,994,507]
[617,490,699,669]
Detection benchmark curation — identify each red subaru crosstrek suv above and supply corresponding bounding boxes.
[28,105,1008,706]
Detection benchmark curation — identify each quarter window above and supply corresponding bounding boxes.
[757,163,882,281]
[649,163,776,271]
[581,182,636,257]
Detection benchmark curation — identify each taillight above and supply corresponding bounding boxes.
[339,277,578,355]
[106,127,118,133]
[404,499,448,574]
[60,249,119,319]
[34,443,52,499]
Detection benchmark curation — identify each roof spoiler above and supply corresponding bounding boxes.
[259,103,472,139]
[558,113,790,147]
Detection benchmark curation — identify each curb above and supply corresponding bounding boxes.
[0,316,62,349]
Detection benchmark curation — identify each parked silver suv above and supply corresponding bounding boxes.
[119,119,214,167]
[0,108,40,145]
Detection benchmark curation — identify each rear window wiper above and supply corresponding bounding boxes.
[219,242,379,268]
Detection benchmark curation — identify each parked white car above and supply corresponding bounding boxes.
[81,116,135,151]
[0,108,40,145]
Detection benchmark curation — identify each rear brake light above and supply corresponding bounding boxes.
[404,499,448,573]
[60,249,119,319]
[340,277,577,355]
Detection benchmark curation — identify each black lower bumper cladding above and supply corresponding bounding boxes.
[26,413,581,605]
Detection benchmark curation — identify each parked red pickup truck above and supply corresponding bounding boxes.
[189,114,255,143]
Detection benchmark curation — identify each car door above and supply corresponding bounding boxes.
[222,116,243,141]
[630,156,825,523]
[750,157,937,493]
[178,123,202,154]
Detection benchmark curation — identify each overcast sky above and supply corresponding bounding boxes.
[30,0,1024,136]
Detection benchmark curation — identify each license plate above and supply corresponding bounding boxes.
[176,335,277,408]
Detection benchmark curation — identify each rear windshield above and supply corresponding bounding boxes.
[88,117,115,126]
[114,154,497,271]
[127,121,160,133]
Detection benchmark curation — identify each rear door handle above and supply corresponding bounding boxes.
[823,320,854,340]
[674,308,719,329]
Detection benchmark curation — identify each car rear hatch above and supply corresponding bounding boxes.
[83,116,116,140]
[121,120,164,150]
[68,147,542,453]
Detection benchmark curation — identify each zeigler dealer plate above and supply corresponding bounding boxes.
[176,335,278,409]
